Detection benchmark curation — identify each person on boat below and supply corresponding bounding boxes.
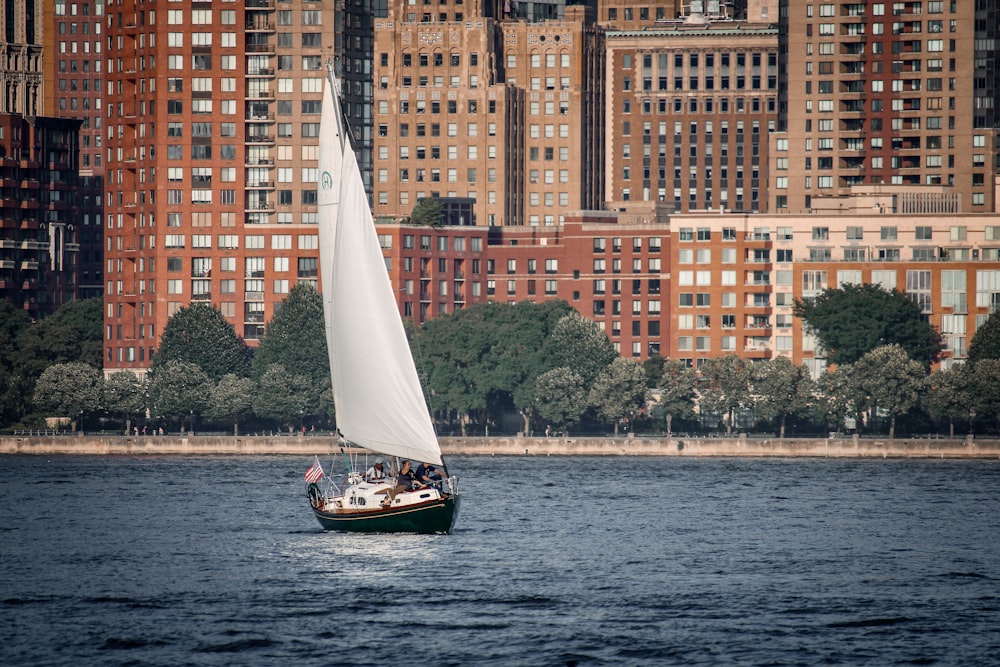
[381,459,423,507]
[364,458,388,482]
[415,462,445,489]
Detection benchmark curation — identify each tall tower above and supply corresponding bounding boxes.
[103,0,335,376]
[772,0,1000,213]
[371,0,604,228]
[0,0,43,116]
[43,0,105,301]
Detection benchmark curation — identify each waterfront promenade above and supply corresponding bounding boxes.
[1,433,998,459]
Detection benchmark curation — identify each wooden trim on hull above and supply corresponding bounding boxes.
[312,495,460,534]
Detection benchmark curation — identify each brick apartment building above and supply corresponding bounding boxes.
[772,0,1000,213]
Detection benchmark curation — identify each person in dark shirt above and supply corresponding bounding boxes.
[415,462,445,489]
[381,460,423,507]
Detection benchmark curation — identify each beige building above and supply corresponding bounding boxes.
[372,1,604,227]
[0,0,44,116]
[772,0,1000,213]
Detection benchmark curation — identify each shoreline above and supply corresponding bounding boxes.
[2,433,998,459]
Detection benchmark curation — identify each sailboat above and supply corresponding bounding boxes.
[306,70,460,534]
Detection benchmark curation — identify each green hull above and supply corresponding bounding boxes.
[312,495,460,534]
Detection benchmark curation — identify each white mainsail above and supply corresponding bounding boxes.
[318,74,443,466]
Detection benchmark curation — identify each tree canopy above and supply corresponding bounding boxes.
[409,197,444,227]
[32,362,104,430]
[851,344,926,438]
[415,300,576,430]
[252,283,330,414]
[794,283,942,367]
[967,309,1000,365]
[151,302,252,381]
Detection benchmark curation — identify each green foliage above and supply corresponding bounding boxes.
[151,302,252,381]
[416,300,575,424]
[794,284,942,367]
[207,373,257,434]
[852,344,927,438]
[409,197,444,227]
[252,363,313,428]
[589,357,649,433]
[252,283,330,409]
[967,310,1000,365]
[0,301,32,426]
[655,359,698,433]
[32,362,103,429]
[962,358,1000,431]
[924,366,970,436]
[16,298,103,379]
[642,355,666,388]
[547,311,618,386]
[104,370,147,431]
[697,355,752,432]
[533,367,587,432]
[814,365,858,430]
[749,357,814,438]
[147,360,213,430]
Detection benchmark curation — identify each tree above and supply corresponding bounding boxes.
[147,360,213,433]
[750,357,814,438]
[533,367,587,433]
[924,366,970,437]
[655,359,697,435]
[0,301,31,427]
[151,303,252,381]
[852,344,927,439]
[416,300,574,433]
[814,365,858,433]
[794,283,942,367]
[252,283,331,417]
[967,310,1000,365]
[962,358,1000,434]
[252,363,313,430]
[409,197,444,227]
[642,355,666,388]
[16,298,103,379]
[589,357,648,435]
[697,355,751,433]
[104,370,147,435]
[546,311,618,386]
[207,373,257,435]
[32,362,103,431]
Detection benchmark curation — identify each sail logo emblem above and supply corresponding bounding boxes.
[321,171,333,191]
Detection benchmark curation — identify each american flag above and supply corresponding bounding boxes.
[304,456,324,483]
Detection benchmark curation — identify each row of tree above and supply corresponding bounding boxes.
[9,283,1000,436]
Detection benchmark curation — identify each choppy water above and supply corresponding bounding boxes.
[1,455,998,666]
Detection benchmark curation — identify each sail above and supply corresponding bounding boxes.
[318,75,443,466]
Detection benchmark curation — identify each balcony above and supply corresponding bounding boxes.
[245,201,275,212]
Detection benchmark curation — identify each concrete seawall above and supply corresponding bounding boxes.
[2,433,998,459]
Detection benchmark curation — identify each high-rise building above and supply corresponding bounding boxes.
[102,0,337,377]
[0,113,82,320]
[1,1,83,319]
[44,0,106,301]
[604,9,778,213]
[371,0,605,227]
[0,0,44,117]
[772,0,1000,213]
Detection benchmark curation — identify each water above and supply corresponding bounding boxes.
[1,455,998,666]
